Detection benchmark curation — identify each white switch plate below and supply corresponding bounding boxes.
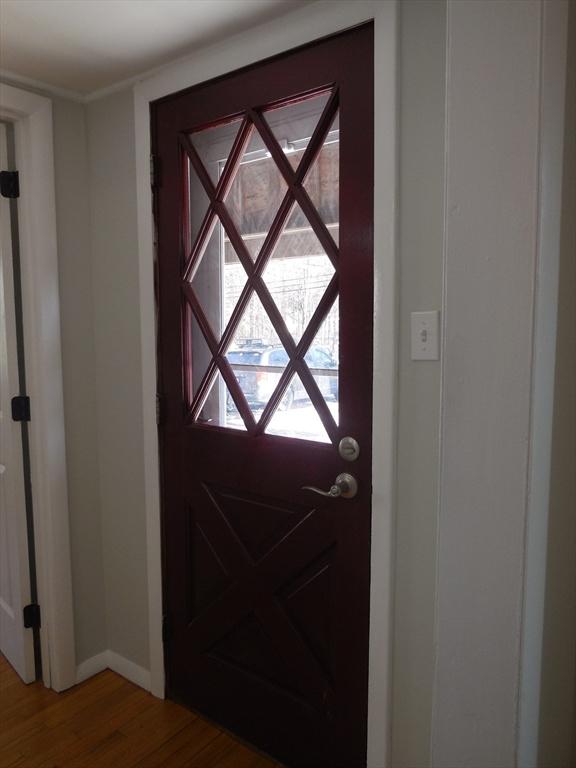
[411,310,440,360]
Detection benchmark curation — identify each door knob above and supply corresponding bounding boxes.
[302,472,358,499]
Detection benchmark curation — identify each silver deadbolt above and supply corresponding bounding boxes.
[302,472,358,500]
[338,436,360,462]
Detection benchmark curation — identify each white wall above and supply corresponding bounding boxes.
[433,1,539,762]
[393,2,445,766]
[432,2,568,766]
[52,98,107,664]
[85,90,149,669]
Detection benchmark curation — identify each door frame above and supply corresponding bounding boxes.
[0,83,76,691]
[134,2,398,764]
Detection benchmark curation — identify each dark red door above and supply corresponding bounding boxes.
[153,24,373,767]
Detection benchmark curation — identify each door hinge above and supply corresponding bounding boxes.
[162,615,169,645]
[23,603,41,629]
[11,395,31,422]
[0,171,19,198]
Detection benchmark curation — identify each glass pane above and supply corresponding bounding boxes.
[187,159,212,255]
[264,90,332,172]
[229,290,281,350]
[265,373,330,443]
[187,118,242,255]
[262,202,335,343]
[306,297,339,425]
[226,292,288,418]
[303,110,339,245]
[190,216,247,340]
[187,308,213,405]
[224,127,288,260]
[189,118,242,186]
[195,371,246,431]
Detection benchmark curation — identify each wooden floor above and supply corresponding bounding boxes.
[0,654,280,767]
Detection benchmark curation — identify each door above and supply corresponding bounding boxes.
[153,24,374,767]
[0,123,36,683]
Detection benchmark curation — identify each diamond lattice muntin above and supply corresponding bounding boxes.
[180,89,340,444]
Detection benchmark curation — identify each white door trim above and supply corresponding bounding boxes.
[0,83,76,691]
[0,122,35,683]
[134,2,398,765]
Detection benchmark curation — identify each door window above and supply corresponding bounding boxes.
[184,89,340,443]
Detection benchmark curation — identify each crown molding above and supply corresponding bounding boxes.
[0,69,86,103]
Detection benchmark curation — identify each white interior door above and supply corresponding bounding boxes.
[0,122,35,683]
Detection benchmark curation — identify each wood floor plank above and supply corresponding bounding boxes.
[130,715,221,768]
[0,672,127,763]
[88,696,200,768]
[187,732,276,768]
[0,670,122,748]
[22,685,155,767]
[0,655,277,768]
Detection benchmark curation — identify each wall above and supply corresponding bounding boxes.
[538,0,576,763]
[85,90,149,669]
[432,2,568,766]
[1,81,151,671]
[50,98,108,665]
[392,2,445,766]
[433,1,539,762]
[518,0,570,762]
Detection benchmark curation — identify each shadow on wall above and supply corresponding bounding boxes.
[538,0,576,765]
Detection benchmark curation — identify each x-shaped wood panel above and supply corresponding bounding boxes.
[188,483,335,712]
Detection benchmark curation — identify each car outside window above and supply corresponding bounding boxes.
[268,349,289,366]
[227,351,262,365]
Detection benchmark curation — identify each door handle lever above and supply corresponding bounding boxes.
[302,472,358,500]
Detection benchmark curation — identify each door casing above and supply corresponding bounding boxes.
[134,2,398,764]
[0,83,76,691]
[0,121,35,683]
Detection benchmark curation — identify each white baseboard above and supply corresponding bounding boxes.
[106,650,151,691]
[75,651,109,684]
[75,650,151,692]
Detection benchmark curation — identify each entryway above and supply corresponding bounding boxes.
[153,23,374,767]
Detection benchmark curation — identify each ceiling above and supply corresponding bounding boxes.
[0,0,312,98]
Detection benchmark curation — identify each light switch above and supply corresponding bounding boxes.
[411,311,440,360]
